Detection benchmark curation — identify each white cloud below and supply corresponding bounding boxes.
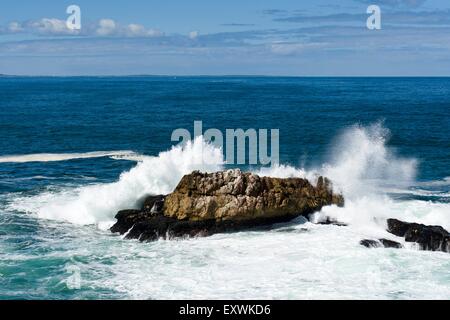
[96,19,117,36]
[189,31,199,40]
[124,23,163,37]
[27,18,79,35]
[8,22,23,33]
[0,18,163,38]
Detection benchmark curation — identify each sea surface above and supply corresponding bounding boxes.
[0,76,449,299]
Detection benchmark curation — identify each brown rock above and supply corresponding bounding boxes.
[111,169,344,242]
[163,169,344,222]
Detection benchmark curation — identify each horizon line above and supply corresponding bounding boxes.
[2,74,450,78]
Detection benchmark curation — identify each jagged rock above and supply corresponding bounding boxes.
[142,195,165,214]
[387,219,450,253]
[110,195,165,235]
[111,169,344,241]
[164,169,344,222]
[360,239,403,249]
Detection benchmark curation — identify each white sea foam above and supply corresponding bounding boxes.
[7,123,450,236]
[253,123,450,237]
[0,151,139,163]
[419,177,450,187]
[8,137,224,228]
[3,123,450,299]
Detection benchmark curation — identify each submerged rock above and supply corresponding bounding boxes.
[314,217,348,227]
[379,239,403,249]
[360,238,403,249]
[387,218,450,253]
[111,169,344,241]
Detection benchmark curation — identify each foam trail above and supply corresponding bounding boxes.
[0,151,139,163]
[10,137,224,228]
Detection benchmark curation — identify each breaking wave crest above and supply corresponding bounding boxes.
[8,137,223,228]
[7,123,450,234]
[0,151,140,163]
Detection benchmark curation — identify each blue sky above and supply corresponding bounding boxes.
[1,0,450,75]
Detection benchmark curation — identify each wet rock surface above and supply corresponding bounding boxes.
[360,238,403,249]
[387,218,450,253]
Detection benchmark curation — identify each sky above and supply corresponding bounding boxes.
[0,0,450,76]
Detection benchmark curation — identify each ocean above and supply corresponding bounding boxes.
[0,76,449,299]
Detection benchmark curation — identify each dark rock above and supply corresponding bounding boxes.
[142,195,165,215]
[111,169,344,242]
[315,217,348,226]
[125,215,177,241]
[110,195,166,235]
[387,218,450,253]
[110,210,144,235]
[125,213,309,241]
[360,238,403,249]
[360,239,381,248]
[379,239,403,249]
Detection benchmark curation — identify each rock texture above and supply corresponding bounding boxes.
[164,169,344,222]
[110,195,165,235]
[387,218,450,253]
[111,169,344,241]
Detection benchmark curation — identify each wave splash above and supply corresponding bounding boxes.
[257,123,449,233]
[8,123,450,233]
[9,137,224,228]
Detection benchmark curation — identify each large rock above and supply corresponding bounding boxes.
[111,169,344,241]
[164,169,344,222]
[387,218,450,253]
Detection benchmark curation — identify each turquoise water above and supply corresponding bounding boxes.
[0,77,449,299]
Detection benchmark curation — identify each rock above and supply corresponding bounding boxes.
[379,238,403,249]
[164,169,344,222]
[360,239,380,248]
[110,210,144,235]
[110,195,166,235]
[315,217,348,226]
[142,195,165,215]
[111,169,344,241]
[387,218,450,253]
[360,239,402,249]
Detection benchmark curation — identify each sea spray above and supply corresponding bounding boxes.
[8,123,450,235]
[9,137,224,228]
[253,123,448,237]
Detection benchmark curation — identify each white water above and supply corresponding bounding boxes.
[0,151,139,163]
[9,137,224,228]
[4,124,450,299]
[8,124,450,233]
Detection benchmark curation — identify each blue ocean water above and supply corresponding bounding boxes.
[0,77,449,299]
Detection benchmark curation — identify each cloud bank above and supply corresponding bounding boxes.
[0,18,164,38]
